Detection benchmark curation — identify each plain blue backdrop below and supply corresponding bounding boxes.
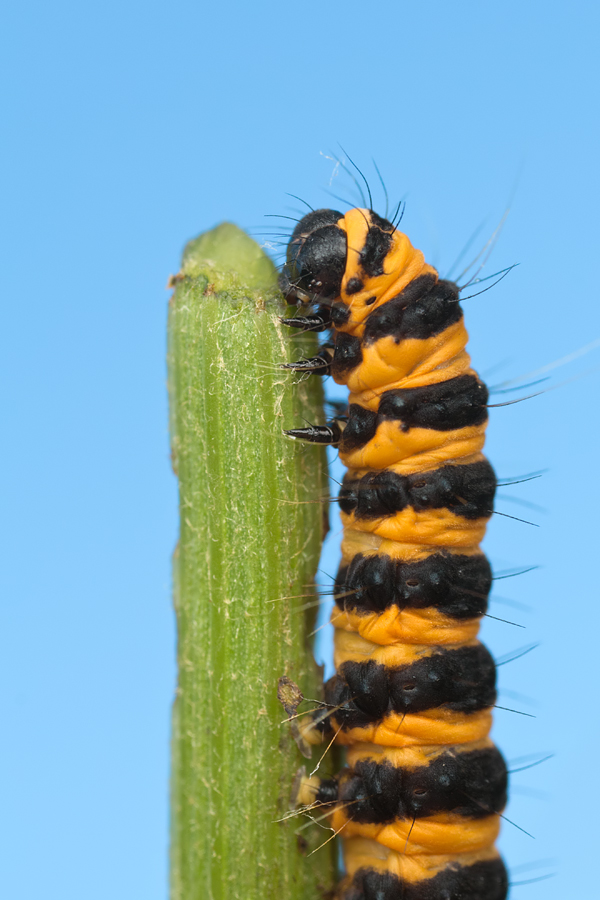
[2,1,599,897]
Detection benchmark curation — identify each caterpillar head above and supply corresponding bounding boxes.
[279,209,347,306]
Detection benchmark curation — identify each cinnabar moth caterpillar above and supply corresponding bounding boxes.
[281,206,508,900]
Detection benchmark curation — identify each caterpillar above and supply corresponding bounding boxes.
[280,206,508,900]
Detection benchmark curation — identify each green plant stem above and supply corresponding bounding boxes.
[168,223,334,900]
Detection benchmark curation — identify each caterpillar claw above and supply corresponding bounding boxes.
[280,313,331,332]
[280,347,333,375]
[284,419,344,445]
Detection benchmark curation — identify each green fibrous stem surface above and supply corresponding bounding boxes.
[168,223,335,900]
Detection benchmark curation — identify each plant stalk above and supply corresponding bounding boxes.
[167,223,334,900]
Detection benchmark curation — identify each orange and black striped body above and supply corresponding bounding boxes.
[281,208,508,900]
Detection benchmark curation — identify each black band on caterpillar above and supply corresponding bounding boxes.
[335,552,491,619]
[342,859,509,900]
[340,378,489,454]
[325,644,497,724]
[314,745,507,822]
[338,461,496,521]
[362,276,462,343]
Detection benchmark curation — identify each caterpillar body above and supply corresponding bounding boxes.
[281,207,508,900]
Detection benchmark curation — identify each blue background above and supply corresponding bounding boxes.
[2,1,599,897]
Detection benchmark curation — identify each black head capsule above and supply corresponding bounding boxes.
[280,209,347,306]
[284,416,347,445]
